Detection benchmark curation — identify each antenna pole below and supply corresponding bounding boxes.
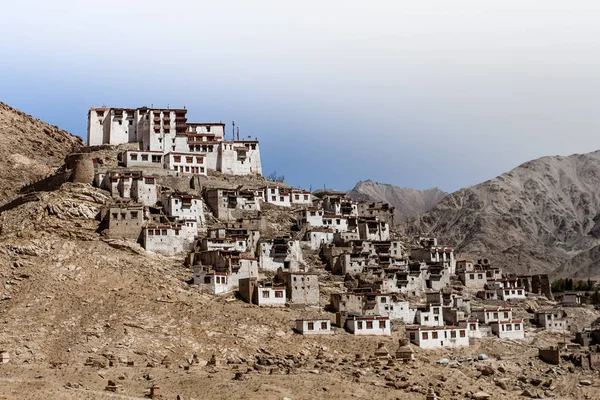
[232,121,235,141]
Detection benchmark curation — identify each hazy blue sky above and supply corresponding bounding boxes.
[2,1,600,193]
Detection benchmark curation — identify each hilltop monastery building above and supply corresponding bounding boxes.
[87,106,262,176]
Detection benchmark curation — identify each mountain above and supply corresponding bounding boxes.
[347,180,448,222]
[0,102,83,204]
[404,151,600,279]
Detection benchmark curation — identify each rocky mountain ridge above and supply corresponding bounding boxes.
[347,180,447,222]
[404,151,600,279]
[0,102,83,205]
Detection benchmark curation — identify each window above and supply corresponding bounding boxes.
[434,316,439,322]
[469,274,475,279]
[161,229,167,235]
[379,321,386,329]
[410,332,416,341]
[506,324,512,331]
[304,195,309,200]
[186,157,193,163]
[112,213,118,220]
[275,291,283,298]
[515,324,521,330]
[295,195,300,200]
[478,274,483,279]
[280,196,284,201]
[271,196,276,201]
[493,312,498,319]
[120,213,126,219]
[366,321,373,329]
[470,324,476,330]
[174,156,181,162]
[518,290,523,295]
[321,322,328,330]
[424,316,429,322]
[451,330,456,338]
[422,332,429,340]
[130,211,138,219]
[356,321,363,330]
[141,154,148,161]
[175,230,179,236]
[262,291,270,298]
[433,307,440,314]
[206,126,211,132]
[432,332,438,339]
[460,330,466,337]
[148,230,154,235]
[503,312,509,319]
[130,154,138,161]
[196,157,203,164]
[380,297,386,303]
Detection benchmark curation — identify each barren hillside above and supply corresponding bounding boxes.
[404,151,600,278]
[0,102,83,204]
[347,180,447,222]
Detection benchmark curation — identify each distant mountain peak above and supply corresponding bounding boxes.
[347,181,447,222]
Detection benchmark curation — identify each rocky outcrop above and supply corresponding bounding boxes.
[347,180,447,222]
[0,102,83,205]
[404,150,600,278]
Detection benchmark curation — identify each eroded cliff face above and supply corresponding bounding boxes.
[0,102,83,205]
[404,151,600,278]
[347,180,447,222]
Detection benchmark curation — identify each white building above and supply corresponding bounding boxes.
[305,229,335,250]
[87,107,138,146]
[142,221,197,256]
[472,307,513,324]
[219,140,262,175]
[490,319,525,339]
[261,186,291,207]
[192,257,259,295]
[290,190,313,205]
[345,316,391,336]
[561,292,582,306]
[486,279,526,300]
[161,193,205,225]
[322,214,349,233]
[295,319,334,335]
[406,326,470,349]
[415,304,445,327]
[123,150,164,168]
[164,152,207,176]
[296,208,325,229]
[536,311,568,331]
[358,220,390,241]
[255,283,287,307]
[457,319,482,338]
[259,238,303,272]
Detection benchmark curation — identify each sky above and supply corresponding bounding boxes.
[2,1,600,193]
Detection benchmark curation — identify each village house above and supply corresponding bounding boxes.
[259,186,291,207]
[490,319,525,339]
[219,140,262,175]
[329,292,415,323]
[415,303,445,327]
[557,292,582,306]
[290,189,313,205]
[259,237,303,272]
[199,237,248,253]
[332,252,369,276]
[484,279,526,300]
[123,150,164,168]
[358,219,390,241]
[296,208,325,229]
[164,152,207,176]
[472,307,513,324]
[191,250,259,294]
[295,319,334,335]
[304,228,335,250]
[206,226,260,255]
[99,170,158,207]
[322,214,350,233]
[356,201,395,226]
[275,270,320,306]
[458,270,488,289]
[410,245,456,275]
[322,194,358,217]
[536,311,568,331]
[406,326,469,349]
[142,220,197,255]
[457,319,483,338]
[204,188,261,220]
[106,203,144,240]
[238,278,286,307]
[345,315,391,336]
[161,193,205,225]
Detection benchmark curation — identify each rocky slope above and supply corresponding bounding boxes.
[404,151,600,278]
[347,180,447,222]
[0,102,83,204]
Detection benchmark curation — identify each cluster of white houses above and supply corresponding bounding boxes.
[85,106,574,349]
